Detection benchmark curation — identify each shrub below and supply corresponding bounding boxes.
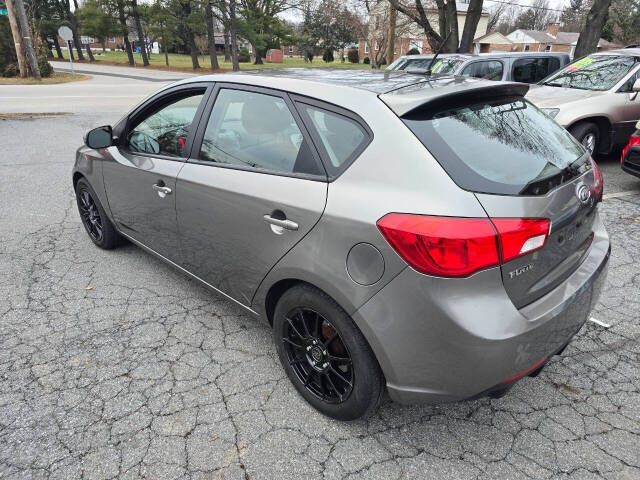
[407,47,420,55]
[238,47,250,63]
[347,49,359,63]
[363,56,370,64]
[37,56,53,77]
[306,51,314,62]
[3,63,18,77]
[322,49,334,63]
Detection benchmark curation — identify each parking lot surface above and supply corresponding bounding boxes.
[1,72,639,479]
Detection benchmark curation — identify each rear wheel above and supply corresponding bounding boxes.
[273,284,384,420]
[75,178,124,249]
[569,122,599,156]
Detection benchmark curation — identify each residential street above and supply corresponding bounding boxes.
[1,66,639,479]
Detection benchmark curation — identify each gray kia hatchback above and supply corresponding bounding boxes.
[73,69,610,420]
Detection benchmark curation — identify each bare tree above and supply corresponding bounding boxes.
[459,0,483,53]
[486,1,508,32]
[229,0,239,71]
[387,0,483,53]
[205,1,221,70]
[12,0,41,79]
[574,0,612,57]
[4,0,27,77]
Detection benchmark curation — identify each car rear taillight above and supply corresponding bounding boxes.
[491,218,550,263]
[590,158,603,202]
[621,133,640,164]
[377,214,550,278]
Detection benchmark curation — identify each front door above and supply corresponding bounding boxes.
[176,85,328,306]
[103,86,209,260]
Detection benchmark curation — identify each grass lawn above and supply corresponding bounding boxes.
[58,50,371,71]
[0,72,91,84]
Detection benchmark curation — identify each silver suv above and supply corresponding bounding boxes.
[74,70,610,420]
[387,52,570,84]
[527,48,640,155]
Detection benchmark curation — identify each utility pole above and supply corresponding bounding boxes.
[387,3,397,65]
[5,0,27,77]
[12,0,41,79]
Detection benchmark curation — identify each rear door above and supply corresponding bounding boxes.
[400,94,599,308]
[175,84,328,306]
[103,84,210,260]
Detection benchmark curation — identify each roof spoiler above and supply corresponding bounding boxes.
[379,79,530,117]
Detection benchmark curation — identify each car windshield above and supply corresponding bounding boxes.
[386,57,407,70]
[541,54,638,91]
[402,97,587,195]
[429,57,466,74]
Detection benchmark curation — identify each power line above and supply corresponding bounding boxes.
[484,0,568,13]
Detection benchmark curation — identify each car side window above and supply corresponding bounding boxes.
[619,69,640,93]
[461,61,503,80]
[199,88,321,176]
[512,57,560,83]
[127,91,205,157]
[298,104,369,173]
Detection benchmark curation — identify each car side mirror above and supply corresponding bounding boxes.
[85,125,113,149]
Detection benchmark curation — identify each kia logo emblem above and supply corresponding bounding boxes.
[576,184,591,204]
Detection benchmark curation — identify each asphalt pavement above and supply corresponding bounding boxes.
[1,66,639,479]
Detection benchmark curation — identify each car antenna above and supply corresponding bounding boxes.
[426,31,453,76]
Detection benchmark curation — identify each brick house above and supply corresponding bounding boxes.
[359,1,489,63]
[472,32,513,54]
[507,23,619,57]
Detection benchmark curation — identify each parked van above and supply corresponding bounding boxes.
[387,52,570,84]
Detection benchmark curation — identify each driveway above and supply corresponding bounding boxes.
[1,66,639,479]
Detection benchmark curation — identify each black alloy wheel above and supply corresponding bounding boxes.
[282,307,354,403]
[273,284,384,420]
[77,187,104,242]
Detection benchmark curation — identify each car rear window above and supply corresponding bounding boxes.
[402,97,586,195]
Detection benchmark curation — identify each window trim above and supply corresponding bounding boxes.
[188,82,328,181]
[289,94,373,181]
[119,83,213,162]
[460,59,505,80]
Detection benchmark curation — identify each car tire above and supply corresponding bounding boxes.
[273,284,384,421]
[75,178,124,250]
[569,122,599,156]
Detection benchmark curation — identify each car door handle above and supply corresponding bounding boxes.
[153,183,172,198]
[263,214,298,231]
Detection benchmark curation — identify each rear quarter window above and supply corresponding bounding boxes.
[402,97,586,195]
[512,57,560,83]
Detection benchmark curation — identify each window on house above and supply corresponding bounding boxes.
[289,45,293,53]
[524,44,530,51]
[546,44,552,51]
[375,41,379,51]
[365,42,369,54]
[410,40,423,52]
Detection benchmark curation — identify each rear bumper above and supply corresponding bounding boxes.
[352,212,610,404]
[621,146,640,178]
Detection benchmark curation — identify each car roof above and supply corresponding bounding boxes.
[174,69,528,117]
[594,48,640,57]
[186,68,431,95]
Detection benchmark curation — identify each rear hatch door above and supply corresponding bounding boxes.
[392,82,600,308]
[475,169,598,308]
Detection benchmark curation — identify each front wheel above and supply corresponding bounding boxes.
[75,178,124,249]
[273,284,384,420]
[569,122,600,156]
